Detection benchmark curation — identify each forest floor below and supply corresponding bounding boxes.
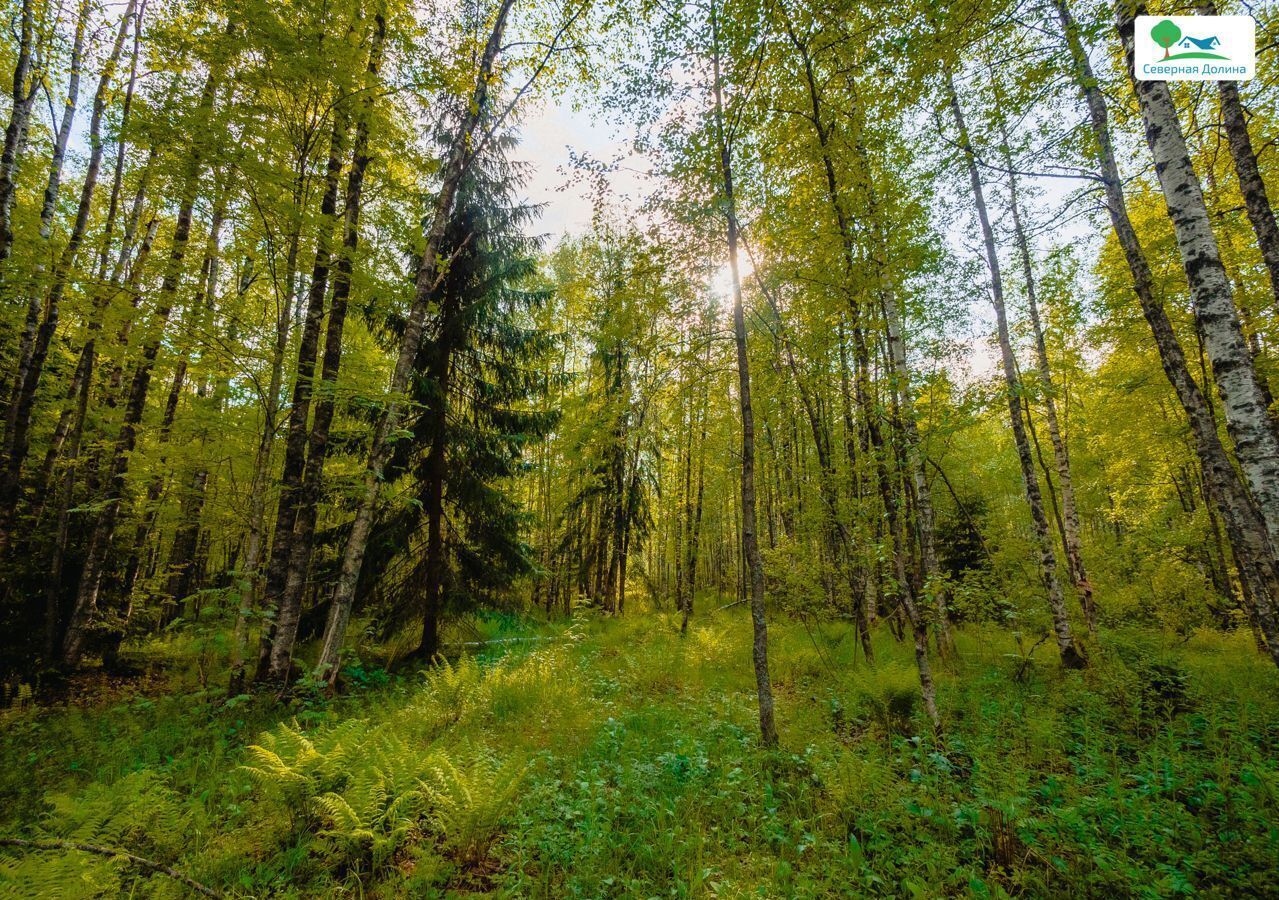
[2,607,1278,898]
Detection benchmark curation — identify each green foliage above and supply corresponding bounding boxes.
[849,661,922,736]
[4,616,1277,896]
[421,746,528,866]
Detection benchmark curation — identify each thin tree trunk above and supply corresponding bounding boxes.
[0,0,135,539]
[837,320,875,662]
[298,13,386,682]
[682,379,708,634]
[417,282,463,659]
[248,167,308,683]
[3,0,89,441]
[263,113,349,681]
[710,0,776,748]
[0,0,37,268]
[946,73,1085,668]
[998,121,1096,634]
[60,54,221,669]
[1055,0,1279,666]
[1190,2,1279,311]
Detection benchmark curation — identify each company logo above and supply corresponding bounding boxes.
[1136,15,1255,80]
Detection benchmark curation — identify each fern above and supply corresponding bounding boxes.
[421,746,527,867]
[0,771,194,897]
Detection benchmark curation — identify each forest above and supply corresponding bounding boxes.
[0,0,1278,894]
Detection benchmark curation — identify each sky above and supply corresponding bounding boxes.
[516,97,651,240]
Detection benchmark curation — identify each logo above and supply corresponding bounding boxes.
[1136,16,1255,80]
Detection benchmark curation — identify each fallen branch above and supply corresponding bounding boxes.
[0,838,222,898]
[450,636,556,647]
[714,598,748,612]
[1014,633,1052,682]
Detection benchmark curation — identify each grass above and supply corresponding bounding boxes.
[1,607,1277,897]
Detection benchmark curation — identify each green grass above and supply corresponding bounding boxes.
[2,610,1278,897]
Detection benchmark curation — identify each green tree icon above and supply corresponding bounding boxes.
[1152,19,1182,58]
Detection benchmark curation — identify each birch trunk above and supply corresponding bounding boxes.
[711,0,777,747]
[0,0,37,268]
[3,0,88,443]
[60,54,221,669]
[999,124,1096,634]
[1055,0,1279,666]
[0,1,135,538]
[1189,2,1279,311]
[946,73,1085,668]
[263,114,349,681]
[1118,3,1279,551]
[305,11,385,680]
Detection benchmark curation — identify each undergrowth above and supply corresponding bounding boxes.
[1,610,1277,897]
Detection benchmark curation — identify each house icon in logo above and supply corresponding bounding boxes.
[1179,35,1221,50]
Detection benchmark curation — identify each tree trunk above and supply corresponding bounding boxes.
[60,54,221,670]
[263,114,349,681]
[314,3,507,681]
[998,122,1096,634]
[837,320,875,662]
[711,0,777,748]
[946,73,1085,668]
[682,384,707,635]
[1055,0,1279,667]
[0,0,37,268]
[0,0,136,540]
[1187,2,1279,311]
[417,281,463,660]
[297,15,386,681]
[1118,3,1279,551]
[4,0,89,444]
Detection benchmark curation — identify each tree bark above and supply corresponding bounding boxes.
[0,0,37,268]
[3,0,89,445]
[998,121,1096,634]
[1055,0,1279,666]
[295,15,386,681]
[60,50,222,669]
[263,113,349,681]
[0,0,136,540]
[710,0,777,748]
[1188,2,1279,311]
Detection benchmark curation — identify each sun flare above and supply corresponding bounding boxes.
[709,257,754,308]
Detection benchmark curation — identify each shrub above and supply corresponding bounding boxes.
[849,663,921,736]
[422,745,528,868]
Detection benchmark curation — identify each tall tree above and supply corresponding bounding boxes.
[945,73,1085,669]
[709,0,777,747]
[314,0,519,681]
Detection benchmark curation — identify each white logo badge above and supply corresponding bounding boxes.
[1135,15,1255,81]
